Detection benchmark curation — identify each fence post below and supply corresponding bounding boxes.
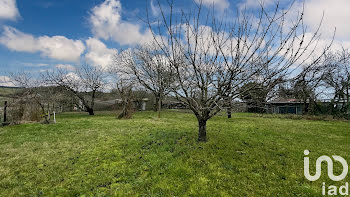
[53,111,56,124]
[47,103,50,120]
[2,101,9,126]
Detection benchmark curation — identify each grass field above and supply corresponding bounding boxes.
[0,111,349,196]
[0,86,17,95]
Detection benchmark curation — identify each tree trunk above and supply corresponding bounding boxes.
[154,94,162,118]
[87,108,94,115]
[224,95,232,118]
[38,102,49,124]
[118,98,133,119]
[154,96,159,112]
[227,100,232,119]
[158,96,161,118]
[91,91,96,114]
[197,118,207,142]
[303,98,308,115]
[118,104,127,119]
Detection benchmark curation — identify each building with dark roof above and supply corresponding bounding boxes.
[266,98,308,115]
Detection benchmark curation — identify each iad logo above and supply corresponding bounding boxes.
[304,150,349,196]
[304,150,348,181]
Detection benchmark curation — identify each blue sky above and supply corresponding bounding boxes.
[0,0,215,74]
[0,0,349,79]
[0,0,150,73]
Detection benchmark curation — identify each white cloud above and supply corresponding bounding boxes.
[0,26,38,52]
[237,0,350,59]
[89,0,154,46]
[0,0,20,20]
[194,0,230,10]
[37,36,85,62]
[0,26,85,62]
[260,0,350,43]
[64,72,81,83]
[238,0,276,10]
[150,0,159,16]
[19,62,49,67]
[275,0,350,56]
[55,64,75,71]
[0,76,13,87]
[302,0,350,41]
[37,63,49,66]
[85,37,117,68]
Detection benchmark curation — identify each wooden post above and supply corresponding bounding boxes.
[47,103,50,120]
[53,111,56,124]
[2,101,9,126]
[3,101,7,122]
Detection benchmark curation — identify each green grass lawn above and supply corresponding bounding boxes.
[0,111,349,196]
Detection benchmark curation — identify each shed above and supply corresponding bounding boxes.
[267,98,307,115]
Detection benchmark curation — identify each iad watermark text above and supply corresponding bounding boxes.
[304,150,349,196]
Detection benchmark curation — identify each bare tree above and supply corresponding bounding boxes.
[291,61,326,114]
[147,0,330,141]
[115,79,134,119]
[44,64,106,115]
[322,49,350,116]
[8,72,51,123]
[109,59,136,119]
[113,45,173,118]
[239,82,269,113]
